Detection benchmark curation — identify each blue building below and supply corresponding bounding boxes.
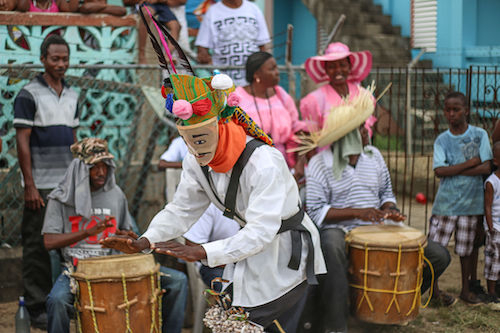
[272,0,500,69]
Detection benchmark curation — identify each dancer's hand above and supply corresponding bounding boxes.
[153,240,207,262]
[100,235,150,254]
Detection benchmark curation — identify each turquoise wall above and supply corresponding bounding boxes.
[372,0,411,37]
[273,0,317,65]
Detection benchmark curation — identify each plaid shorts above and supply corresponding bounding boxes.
[485,229,500,281]
[428,215,479,257]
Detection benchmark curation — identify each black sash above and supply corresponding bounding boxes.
[201,139,318,285]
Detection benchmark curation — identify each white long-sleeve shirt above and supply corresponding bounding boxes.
[142,137,326,307]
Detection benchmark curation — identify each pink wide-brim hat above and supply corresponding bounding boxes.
[305,42,372,84]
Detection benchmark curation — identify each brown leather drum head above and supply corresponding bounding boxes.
[346,225,427,250]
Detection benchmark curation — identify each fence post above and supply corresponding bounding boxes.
[406,48,427,155]
[285,24,295,99]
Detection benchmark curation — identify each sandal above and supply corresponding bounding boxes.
[430,292,457,307]
[459,293,483,306]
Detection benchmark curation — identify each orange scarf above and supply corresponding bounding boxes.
[208,121,246,173]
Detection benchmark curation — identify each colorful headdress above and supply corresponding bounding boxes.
[138,5,273,146]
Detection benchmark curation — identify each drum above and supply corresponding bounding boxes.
[346,225,427,325]
[72,254,163,332]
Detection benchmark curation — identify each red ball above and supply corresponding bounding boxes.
[415,192,427,204]
[161,85,167,99]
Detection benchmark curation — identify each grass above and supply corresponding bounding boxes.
[349,290,500,332]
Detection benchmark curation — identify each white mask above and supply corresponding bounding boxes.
[177,117,219,166]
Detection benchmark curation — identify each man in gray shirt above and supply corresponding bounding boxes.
[42,138,188,333]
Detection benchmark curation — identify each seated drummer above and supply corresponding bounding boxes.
[301,123,451,333]
[41,138,187,333]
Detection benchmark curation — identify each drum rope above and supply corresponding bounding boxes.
[356,243,375,312]
[158,272,163,330]
[385,244,402,314]
[86,278,101,333]
[351,242,431,316]
[421,253,435,308]
[74,282,83,333]
[149,271,161,333]
[121,273,133,333]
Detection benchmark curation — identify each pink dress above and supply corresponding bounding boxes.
[30,0,59,12]
[236,85,308,167]
[300,82,377,138]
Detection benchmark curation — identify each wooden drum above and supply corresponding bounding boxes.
[346,225,427,325]
[72,254,163,333]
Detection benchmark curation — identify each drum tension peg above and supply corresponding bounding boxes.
[84,305,106,313]
[359,269,381,277]
[117,296,139,310]
[389,271,407,277]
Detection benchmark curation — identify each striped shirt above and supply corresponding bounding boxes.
[14,74,79,189]
[305,145,396,231]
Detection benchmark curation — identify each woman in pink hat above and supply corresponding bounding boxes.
[300,42,376,136]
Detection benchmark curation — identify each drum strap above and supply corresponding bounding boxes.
[201,139,318,285]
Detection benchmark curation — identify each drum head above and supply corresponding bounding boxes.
[346,225,427,250]
[73,253,157,280]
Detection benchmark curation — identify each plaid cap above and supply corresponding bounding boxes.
[70,138,114,164]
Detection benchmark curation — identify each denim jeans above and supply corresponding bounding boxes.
[46,266,188,333]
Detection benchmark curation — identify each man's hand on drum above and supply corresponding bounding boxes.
[100,232,151,254]
[357,208,386,223]
[152,240,207,262]
[383,209,406,222]
[380,204,407,222]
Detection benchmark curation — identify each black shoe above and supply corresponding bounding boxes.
[469,280,488,300]
[31,312,48,330]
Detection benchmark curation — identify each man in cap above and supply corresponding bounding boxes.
[102,72,326,332]
[42,138,188,333]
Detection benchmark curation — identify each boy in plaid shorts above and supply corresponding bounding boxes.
[483,141,500,307]
[429,91,492,305]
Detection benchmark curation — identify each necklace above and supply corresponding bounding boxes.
[250,85,274,138]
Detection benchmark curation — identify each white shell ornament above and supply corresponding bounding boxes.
[211,74,234,90]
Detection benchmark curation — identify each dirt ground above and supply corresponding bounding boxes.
[1,200,499,332]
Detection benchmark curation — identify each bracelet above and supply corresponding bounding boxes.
[388,206,400,213]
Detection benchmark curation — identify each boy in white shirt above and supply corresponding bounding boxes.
[483,141,500,307]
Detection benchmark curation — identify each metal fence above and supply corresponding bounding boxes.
[1,64,499,245]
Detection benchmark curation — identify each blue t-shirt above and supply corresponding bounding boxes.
[432,125,492,216]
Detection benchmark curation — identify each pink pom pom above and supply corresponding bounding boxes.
[172,100,193,120]
[227,92,240,107]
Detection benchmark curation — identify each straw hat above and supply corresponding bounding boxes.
[305,42,372,84]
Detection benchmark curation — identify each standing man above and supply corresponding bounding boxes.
[195,0,270,86]
[14,34,79,330]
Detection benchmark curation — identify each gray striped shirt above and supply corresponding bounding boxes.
[305,145,396,231]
